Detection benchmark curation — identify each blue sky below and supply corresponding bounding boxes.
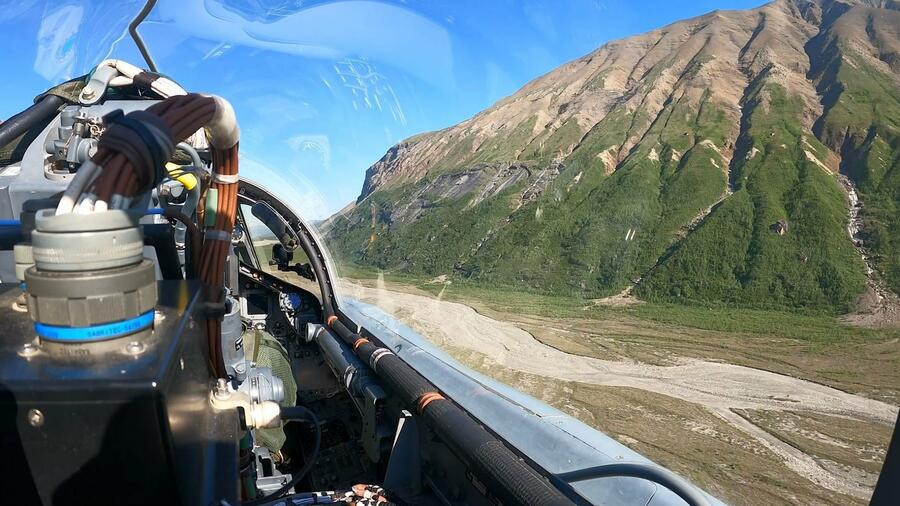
[0,0,764,219]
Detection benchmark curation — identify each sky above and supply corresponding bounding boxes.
[0,0,764,220]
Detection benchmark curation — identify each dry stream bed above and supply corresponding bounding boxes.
[340,277,898,506]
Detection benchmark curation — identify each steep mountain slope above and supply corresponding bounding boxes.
[325,0,900,313]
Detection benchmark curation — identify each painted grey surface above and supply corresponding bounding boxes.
[0,100,165,284]
[342,298,727,506]
[0,100,159,221]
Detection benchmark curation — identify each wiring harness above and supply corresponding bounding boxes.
[55,92,240,376]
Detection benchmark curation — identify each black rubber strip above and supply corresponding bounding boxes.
[328,319,575,505]
[0,95,65,149]
[423,398,570,506]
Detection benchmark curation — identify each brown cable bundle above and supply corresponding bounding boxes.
[199,144,239,377]
[89,94,217,203]
[72,93,240,377]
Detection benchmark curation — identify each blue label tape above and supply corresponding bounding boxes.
[36,310,155,342]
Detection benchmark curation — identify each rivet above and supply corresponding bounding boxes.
[214,378,231,400]
[125,341,145,355]
[19,342,40,357]
[27,409,44,427]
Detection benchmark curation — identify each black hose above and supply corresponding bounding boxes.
[422,398,571,506]
[243,406,322,506]
[176,142,204,169]
[328,319,574,506]
[162,209,200,277]
[279,406,317,422]
[557,463,711,506]
[0,95,65,149]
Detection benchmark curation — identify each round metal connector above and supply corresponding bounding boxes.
[31,209,144,271]
[24,209,157,354]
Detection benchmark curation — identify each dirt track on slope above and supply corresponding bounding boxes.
[342,281,897,500]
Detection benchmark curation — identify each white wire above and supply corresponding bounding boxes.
[75,193,97,214]
[95,59,186,97]
[153,78,186,97]
[75,193,88,213]
[109,76,133,87]
[56,160,101,215]
[55,59,189,216]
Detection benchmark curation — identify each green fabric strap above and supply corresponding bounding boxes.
[244,328,297,452]
[204,189,218,227]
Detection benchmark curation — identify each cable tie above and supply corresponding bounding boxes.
[109,194,127,210]
[352,337,370,351]
[415,391,445,414]
[210,173,239,184]
[204,229,231,242]
[342,365,356,389]
[132,71,161,89]
[368,347,394,370]
[100,109,174,191]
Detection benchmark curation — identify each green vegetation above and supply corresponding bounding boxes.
[324,9,900,506]
[564,108,630,173]
[736,410,893,477]
[330,95,737,303]
[814,47,900,294]
[327,19,900,315]
[521,117,582,163]
[331,84,867,312]
[341,267,898,345]
[639,85,866,312]
[343,271,899,405]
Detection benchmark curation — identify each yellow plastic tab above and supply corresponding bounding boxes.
[166,162,198,190]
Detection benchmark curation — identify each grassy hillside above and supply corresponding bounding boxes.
[329,97,733,300]
[325,0,900,315]
[812,44,900,294]
[329,84,869,312]
[638,85,867,311]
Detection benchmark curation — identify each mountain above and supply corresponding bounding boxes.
[325,0,900,313]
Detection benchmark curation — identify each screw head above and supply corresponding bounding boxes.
[82,86,95,99]
[125,341,145,355]
[27,409,44,427]
[214,378,231,400]
[19,342,40,357]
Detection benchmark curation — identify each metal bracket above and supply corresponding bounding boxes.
[254,446,291,494]
[383,410,422,497]
[359,382,393,463]
[80,64,119,105]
